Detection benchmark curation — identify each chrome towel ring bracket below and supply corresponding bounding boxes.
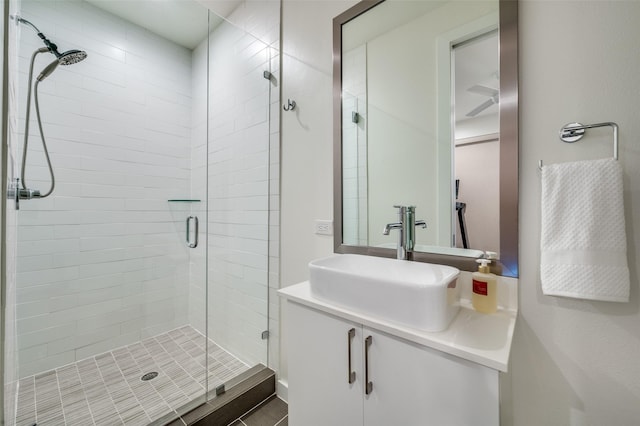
[559,122,618,159]
[539,121,619,170]
[559,122,587,142]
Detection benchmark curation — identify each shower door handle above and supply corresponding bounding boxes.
[186,216,198,248]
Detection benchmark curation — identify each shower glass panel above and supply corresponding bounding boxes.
[3,1,21,424]
[3,0,273,424]
[205,7,272,384]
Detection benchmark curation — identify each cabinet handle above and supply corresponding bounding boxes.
[364,335,373,395]
[347,328,356,384]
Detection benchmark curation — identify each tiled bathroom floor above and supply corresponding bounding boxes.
[14,326,250,426]
[229,395,288,426]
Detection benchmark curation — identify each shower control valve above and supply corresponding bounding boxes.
[6,179,41,210]
[7,187,41,200]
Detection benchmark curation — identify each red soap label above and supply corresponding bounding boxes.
[473,279,488,296]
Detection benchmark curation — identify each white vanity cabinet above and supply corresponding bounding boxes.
[288,301,364,425]
[287,301,500,426]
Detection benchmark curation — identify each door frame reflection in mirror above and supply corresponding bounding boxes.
[448,24,500,254]
[332,0,518,277]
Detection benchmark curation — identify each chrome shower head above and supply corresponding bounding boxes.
[37,60,59,82]
[36,50,87,82]
[57,49,87,65]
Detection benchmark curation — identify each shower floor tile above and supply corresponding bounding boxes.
[15,326,250,426]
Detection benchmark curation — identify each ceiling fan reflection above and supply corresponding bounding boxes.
[466,84,499,117]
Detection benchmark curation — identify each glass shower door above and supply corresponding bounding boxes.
[204,10,273,394]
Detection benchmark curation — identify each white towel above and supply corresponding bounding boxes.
[540,158,629,302]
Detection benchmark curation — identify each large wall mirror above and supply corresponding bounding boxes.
[333,0,518,277]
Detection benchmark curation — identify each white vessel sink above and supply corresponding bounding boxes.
[309,254,460,332]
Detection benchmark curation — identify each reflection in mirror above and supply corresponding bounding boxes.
[334,0,518,277]
[453,31,499,254]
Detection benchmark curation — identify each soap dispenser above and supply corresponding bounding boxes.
[472,258,497,314]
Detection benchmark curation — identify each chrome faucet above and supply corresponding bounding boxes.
[383,205,427,260]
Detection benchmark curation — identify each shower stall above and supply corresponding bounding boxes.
[2,0,280,424]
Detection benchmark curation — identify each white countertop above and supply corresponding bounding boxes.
[279,281,516,372]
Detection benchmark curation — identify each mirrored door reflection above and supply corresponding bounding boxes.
[452,31,500,254]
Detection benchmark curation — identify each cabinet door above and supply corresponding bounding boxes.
[363,327,499,426]
[287,302,364,426]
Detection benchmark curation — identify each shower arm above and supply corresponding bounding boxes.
[16,16,41,33]
[16,16,62,57]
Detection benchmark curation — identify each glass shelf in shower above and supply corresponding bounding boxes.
[167,199,201,202]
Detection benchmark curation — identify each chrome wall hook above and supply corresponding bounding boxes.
[283,99,296,111]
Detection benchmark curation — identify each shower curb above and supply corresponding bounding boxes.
[157,364,276,426]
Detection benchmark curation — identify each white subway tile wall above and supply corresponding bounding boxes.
[15,0,194,377]
[342,45,368,246]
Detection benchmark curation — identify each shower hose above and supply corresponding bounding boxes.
[21,48,56,198]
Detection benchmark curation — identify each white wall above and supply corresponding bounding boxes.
[280,0,356,389]
[280,0,356,280]
[454,138,500,253]
[15,0,193,377]
[512,1,640,424]
[281,0,640,423]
